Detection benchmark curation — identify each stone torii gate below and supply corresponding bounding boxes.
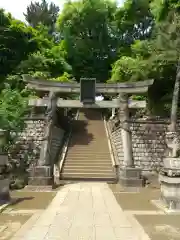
[23,75,154,186]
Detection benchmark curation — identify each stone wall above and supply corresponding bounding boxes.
[109,118,178,171]
[13,116,65,168]
[9,117,46,167]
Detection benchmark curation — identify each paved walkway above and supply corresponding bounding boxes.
[11,182,149,240]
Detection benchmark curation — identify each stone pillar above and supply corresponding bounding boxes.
[118,94,144,187]
[28,92,57,186]
[64,108,68,116]
[30,106,36,117]
[119,94,133,167]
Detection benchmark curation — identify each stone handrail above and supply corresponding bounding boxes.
[104,117,119,167]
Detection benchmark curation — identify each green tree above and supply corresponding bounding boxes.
[0,9,39,82]
[24,0,59,34]
[17,46,72,79]
[115,0,154,57]
[57,0,118,82]
[110,56,149,82]
[0,85,29,133]
[150,0,180,22]
[150,14,180,130]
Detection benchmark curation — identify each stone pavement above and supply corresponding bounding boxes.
[11,182,150,240]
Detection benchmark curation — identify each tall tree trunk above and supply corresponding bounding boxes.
[169,62,180,132]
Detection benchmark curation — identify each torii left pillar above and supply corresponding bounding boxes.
[28,92,57,186]
[118,94,144,187]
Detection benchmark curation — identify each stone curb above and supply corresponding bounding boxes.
[0,198,21,214]
[0,202,10,213]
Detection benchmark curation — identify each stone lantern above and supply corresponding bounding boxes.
[0,129,10,203]
[159,132,180,211]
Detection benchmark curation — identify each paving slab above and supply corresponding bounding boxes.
[11,182,146,240]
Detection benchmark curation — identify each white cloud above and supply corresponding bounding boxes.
[0,0,124,21]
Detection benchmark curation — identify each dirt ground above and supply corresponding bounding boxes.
[0,213,31,240]
[0,189,57,240]
[8,190,57,210]
[136,214,180,240]
[109,175,180,240]
[109,183,160,211]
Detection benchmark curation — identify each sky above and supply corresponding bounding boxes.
[0,0,125,21]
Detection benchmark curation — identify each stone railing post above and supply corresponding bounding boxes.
[111,108,116,119]
[118,94,144,187]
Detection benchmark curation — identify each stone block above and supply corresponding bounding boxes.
[28,177,53,186]
[119,177,144,187]
[119,167,142,179]
[28,166,53,186]
[119,167,144,187]
[29,166,52,177]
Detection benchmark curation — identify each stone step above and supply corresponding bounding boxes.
[64,162,111,166]
[68,148,109,151]
[68,144,108,147]
[61,109,114,181]
[63,163,113,167]
[67,149,110,152]
[66,153,111,157]
[64,162,112,166]
[63,165,113,170]
[63,160,112,163]
[61,168,114,173]
[65,158,111,161]
[61,172,116,181]
[67,149,110,153]
[66,150,110,154]
[69,142,108,145]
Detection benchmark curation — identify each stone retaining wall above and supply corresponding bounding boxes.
[109,119,179,171]
[9,117,46,167]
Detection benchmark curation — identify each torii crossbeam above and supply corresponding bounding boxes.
[22,75,154,94]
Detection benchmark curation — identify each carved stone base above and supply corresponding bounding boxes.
[161,157,180,177]
[119,167,144,187]
[163,157,180,169]
[159,173,180,210]
[28,166,53,186]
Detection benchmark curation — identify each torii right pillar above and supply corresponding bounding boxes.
[119,93,144,187]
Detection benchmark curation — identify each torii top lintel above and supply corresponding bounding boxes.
[22,75,154,94]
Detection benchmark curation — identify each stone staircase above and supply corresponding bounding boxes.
[60,109,116,182]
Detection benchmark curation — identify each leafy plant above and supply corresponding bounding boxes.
[0,85,29,150]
